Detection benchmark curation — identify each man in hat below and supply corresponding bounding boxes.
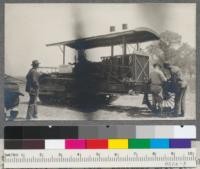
[25,60,40,119]
[163,62,187,117]
[149,63,167,112]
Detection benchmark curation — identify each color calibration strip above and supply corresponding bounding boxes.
[4,125,196,139]
[4,139,192,149]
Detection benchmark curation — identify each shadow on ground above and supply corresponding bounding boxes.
[20,101,104,113]
[101,105,157,118]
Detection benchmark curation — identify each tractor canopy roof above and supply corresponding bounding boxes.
[46,27,160,50]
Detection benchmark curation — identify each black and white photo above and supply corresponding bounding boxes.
[4,3,196,121]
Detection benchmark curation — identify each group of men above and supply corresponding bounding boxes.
[150,62,187,117]
[24,59,187,120]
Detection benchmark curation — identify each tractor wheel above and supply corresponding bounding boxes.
[144,92,175,115]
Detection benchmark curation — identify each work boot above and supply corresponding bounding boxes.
[32,114,38,118]
[176,113,184,117]
[26,115,31,120]
[10,110,18,120]
[173,111,182,117]
[181,110,185,117]
[32,105,38,118]
[26,105,33,120]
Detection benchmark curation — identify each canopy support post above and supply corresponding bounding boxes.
[63,45,66,65]
[111,45,114,57]
[122,37,126,65]
[137,43,139,51]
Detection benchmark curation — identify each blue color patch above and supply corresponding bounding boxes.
[150,139,169,148]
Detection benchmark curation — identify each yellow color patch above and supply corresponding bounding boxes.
[108,139,128,149]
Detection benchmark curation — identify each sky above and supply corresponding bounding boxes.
[5,3,196,76]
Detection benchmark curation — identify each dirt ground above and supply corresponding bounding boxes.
[5,84,196,121]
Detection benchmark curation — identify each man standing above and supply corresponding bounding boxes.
[163,62,187,117]
[150,63,167,113]
[25,60,40,120]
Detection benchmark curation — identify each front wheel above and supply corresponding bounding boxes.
[144,92,175,115]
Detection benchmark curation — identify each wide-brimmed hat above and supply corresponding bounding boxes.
[163,61,171,68]
[153,63,162,68]
[31,60,40,66]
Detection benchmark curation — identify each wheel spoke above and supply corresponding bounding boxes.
[168,99,174,105]
[165,101,170,108]
[163,101,167,108]
[169,97,174,100]
[162,93,175,110]
[167,102,173,108]
[168,99,174,102]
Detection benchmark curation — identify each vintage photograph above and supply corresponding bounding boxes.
[4,3,196,121]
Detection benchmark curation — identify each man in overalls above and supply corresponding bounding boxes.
[163,62,187,117]
[149,63,167,113]
[25,60,40,120]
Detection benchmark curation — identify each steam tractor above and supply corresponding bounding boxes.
[38,27,175,112]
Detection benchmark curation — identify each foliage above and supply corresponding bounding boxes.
[146,31,196,78]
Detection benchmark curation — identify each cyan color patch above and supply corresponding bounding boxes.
[150,139,169,148]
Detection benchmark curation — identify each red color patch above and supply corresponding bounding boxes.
[86,139,108,149]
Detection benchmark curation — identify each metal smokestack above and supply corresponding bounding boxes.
[110,26,115,32]
[122,24,128,30]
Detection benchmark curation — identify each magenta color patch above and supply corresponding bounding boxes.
[65,139,86,149]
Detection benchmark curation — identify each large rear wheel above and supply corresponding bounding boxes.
[144,92,175,115]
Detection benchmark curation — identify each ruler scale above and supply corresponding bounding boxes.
[4,126,197,168]
[4,149,196,168]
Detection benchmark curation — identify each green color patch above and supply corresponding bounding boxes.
[128,139,150,149]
